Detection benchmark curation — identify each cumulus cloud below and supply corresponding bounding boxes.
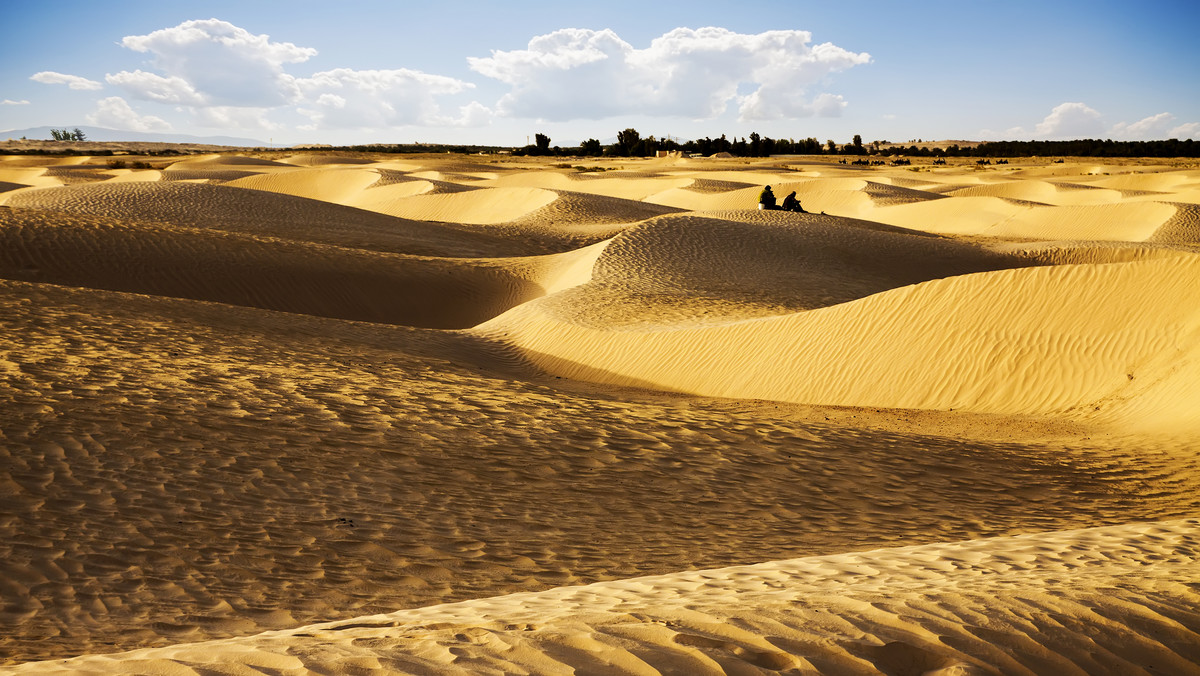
[103,19,487,132]
[991,104,1198,141]
[296,68,489,129]
[468,27,870,122]
[111,18,316,107]
[105,70,205,105]
[30,71,103,90]
[1109,112,1176,140]
[86,96,171,132]
[1170,122,1199,140]
[2,99,31,105]
[1034,102,1105,139]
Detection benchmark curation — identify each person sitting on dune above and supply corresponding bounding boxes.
[758,185,777,210]
[781,191,806,213]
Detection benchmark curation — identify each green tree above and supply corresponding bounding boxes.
[71,128,87,142]
[580,138,602,156]
[534,133,550,154]
[616,128,641,156]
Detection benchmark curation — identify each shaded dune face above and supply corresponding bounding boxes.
[1,153,1199,671]
[0,206,559,329]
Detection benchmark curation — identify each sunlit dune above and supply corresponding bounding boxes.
[1,151,1198,673]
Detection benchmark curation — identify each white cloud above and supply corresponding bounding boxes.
[296,68,489,129]
[105,70,206,105]
[2,99,31,105]
[86,96,171,131]
[1108,114,1200,141]
[111,18,316,107]
[455,101,493,128]
[1034,102,1104,139]
[1109,112,1176,140]
[468,27,870,122]
[104,19,486,133]
[1170,122,1199,140]
[30,71,103,90]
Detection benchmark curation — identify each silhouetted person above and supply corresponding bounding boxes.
[758,185,777,210]
[781,191,806,213]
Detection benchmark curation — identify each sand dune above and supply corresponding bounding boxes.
[279,153,377,166]
[479,242,1200,427]
[2,152,1199,672]
[226,165,389,204]
[948,179,1125,205]
[0,180,543,257]
[353,186,558,224]
[499,210,1032,327]
[0,206,597,328]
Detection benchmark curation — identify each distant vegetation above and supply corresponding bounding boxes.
[49,128,87,141]
[105,159,154,169]
[933,138,1199,158]
[511,130,1200,159]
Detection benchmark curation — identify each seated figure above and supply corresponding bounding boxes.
[781,191,806,213]
[758,185,777,210]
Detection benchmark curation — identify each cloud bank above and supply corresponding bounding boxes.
[469,27,871,122]
[112,19,314,107]
[101,19,487,131]
[93,20,870,133]
[297,68,485,129]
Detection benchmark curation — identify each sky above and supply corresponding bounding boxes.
[2,0,1198,147]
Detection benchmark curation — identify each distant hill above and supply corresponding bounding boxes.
[1,125,270,147]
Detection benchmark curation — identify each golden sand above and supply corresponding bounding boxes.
[0,152,1198,673]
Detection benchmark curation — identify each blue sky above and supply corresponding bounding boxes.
[2,0,1198,146]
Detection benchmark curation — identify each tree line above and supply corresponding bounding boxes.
[514,129,830,158]
[918,138,1199,158]
[515,130,1200,158]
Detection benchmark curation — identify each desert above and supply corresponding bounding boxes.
[1,148,1199,674]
